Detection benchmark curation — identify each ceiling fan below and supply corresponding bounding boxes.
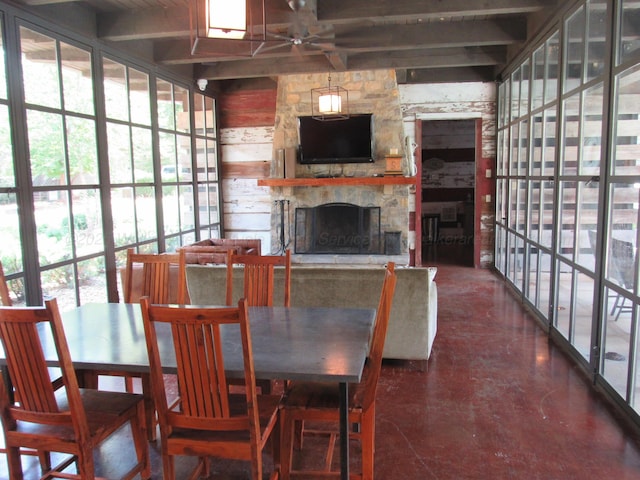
[254,0,337,56]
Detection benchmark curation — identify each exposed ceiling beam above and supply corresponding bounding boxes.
[155,18,524,65]
[317,0,555,23]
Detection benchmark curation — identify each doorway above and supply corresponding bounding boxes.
[420,119,476,267]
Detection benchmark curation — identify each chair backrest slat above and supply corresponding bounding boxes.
[141,298,259,433]
[227,249,291,307]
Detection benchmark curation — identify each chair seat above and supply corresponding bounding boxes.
[168,393,282,453]
[12,389,145,442]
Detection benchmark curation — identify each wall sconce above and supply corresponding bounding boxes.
[190,0,266,57]
[311,74,349,121]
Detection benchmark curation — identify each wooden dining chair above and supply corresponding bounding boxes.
[279,262,397,480]
[0,298,151,480]
[114,248,187,393]
[139,297,281,480]
[0,261,64,473]
[226,248,291,307]
[226,249,291,393]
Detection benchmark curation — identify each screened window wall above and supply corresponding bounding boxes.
[0,8,221,311]
[496,0,640,422]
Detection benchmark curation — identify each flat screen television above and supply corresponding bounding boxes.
[298,114,374,164]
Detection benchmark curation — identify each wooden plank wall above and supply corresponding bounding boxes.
[218,86,277,252]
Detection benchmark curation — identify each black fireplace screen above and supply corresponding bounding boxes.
[294,203,381,254]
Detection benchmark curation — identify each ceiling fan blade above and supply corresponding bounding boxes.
[254,42,292,55]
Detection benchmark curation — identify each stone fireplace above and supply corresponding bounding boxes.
[294,203,381,254]
[266,70,414,264]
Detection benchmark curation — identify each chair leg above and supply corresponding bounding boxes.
[360,407,376,480]
[37,451,51,473]
[6,446,24,480]
[131,402,151,479]
[75,448,95,479]
[280,409,295,480]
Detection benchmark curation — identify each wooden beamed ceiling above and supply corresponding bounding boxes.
[14,0,565,86]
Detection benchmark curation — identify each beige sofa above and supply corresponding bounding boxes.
[186,264,437,367]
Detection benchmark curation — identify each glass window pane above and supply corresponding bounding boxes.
[41,264,76,311]
[619,0,640,65]
[107,122,133,184]
[78,257,107,305]
[35,190,72,266]
[132,127,153,183]
[555,262,573,336]
[558,181,577,260]
[27,110,66,185]
[532,45,545,111]
[103,58,128,121]
[0,21,6,99]
[586,0,607,81]
[520,59,530,115]
[603,292,631,399]
[160,132,177,180]
[20,27,61,109]
[67,116,98,185]
[545,32,560,104]
[157,79,175,130]
[180,185,195,230]
[561,93,580,176]
[178,134,192,182]
[72,188,103,257]
[135,186,157,242]
[542,109,557,177]
[129,68,150,126]
[0,193,23,273]
[607,183,638,293]
[205,96,216,134]
[573,271,595,360]
[564,6,585,93]
[163,185,180,235]
[0,105,15,187]
[175,85,190,134]
[511,68,521,121]
[539,179,555,249]
[575,182,599,270]
[580,83,604,176]
[60,42,94,115]
[111,187,136,248]
[611,64,640,176]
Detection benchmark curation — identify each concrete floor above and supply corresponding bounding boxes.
[3,262,640,478]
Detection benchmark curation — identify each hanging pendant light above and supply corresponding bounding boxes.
[190,0,266,57]
[311,74,349,121]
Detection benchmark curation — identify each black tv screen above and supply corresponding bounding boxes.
[298,114,374,164]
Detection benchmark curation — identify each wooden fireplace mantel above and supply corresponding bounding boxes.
[257,176,416,187]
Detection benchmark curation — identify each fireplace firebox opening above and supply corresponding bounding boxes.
[294,203,381,254]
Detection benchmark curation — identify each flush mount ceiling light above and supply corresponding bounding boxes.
[189,0,266,57]
[311,74,349,121]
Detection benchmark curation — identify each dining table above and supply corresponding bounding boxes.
[2,302,376,480]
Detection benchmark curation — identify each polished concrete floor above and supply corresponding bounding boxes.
[3,259,640,478]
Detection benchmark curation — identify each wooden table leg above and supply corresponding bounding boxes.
[141,373,157,442]
[339,382,349,480]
